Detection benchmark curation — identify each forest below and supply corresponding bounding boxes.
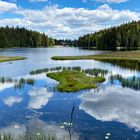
[1,21,140,50]
[0,26,55,48]
[56,21,140,51]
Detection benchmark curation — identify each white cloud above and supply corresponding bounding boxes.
[79,86,140,131]
[28,88,53,109]
[29,0,48,2]
[0,0,17,14]
[0,4,139,39]
[96,0,128,4]
[4,96,22,106]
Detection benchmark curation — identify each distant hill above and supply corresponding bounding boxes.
[0,26,55,48]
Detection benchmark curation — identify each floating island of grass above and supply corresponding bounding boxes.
[0,56,26,63]
[51,51,140,71]
[51,51,140,61]
[47,70,105,92]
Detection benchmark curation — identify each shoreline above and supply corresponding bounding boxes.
[0,56,26,63]
[51,51,140,61]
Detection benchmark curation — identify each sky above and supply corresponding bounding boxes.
[0,0,140,39]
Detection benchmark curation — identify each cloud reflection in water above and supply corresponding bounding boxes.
[28,87,53,109]
[0,119,79,140]
[79,85,140,131]
[4,96,23,107]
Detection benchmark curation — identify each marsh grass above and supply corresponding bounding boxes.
[0,56,26,63]
[51,51,140,71]
[0,133,56,140]
[29,66,108,77]
[47,70,105,92]
[110,74,140,90]
[0,77,35,89]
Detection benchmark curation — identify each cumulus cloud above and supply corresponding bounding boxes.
[96,0,128,4]
[28,88,53,109]
[0,0,17,14]
[79,86,140,130]
[0,3,139,39]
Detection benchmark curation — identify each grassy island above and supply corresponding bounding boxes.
[51,51,140,61]
[51,51,140,71]
[47,70,105,92]
[0,56,26,63]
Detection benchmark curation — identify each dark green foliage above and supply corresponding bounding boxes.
[0,26,55,48]
[68,21,140,50]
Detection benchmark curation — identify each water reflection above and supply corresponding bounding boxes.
[4,96,22,107]
[110,75,140,90]
[1,48,140,139]
[0,83,14,92]
[79,85,140,131]
[0,119,79,140]
[28,88,53,109]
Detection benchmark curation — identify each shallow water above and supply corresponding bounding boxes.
[0,47,140,140]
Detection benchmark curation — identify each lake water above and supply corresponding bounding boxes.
[0,47,140,140]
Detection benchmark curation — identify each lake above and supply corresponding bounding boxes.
[0,47,140,140]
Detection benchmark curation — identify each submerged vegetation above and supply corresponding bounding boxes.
[0,56,26,63]
[51,51,140,71]
[47,70,105,92]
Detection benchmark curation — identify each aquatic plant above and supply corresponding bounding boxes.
[47,70,105,92]
[110,74,140,90]
[0,76,35,89]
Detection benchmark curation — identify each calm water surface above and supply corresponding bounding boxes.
[0,47,140,140]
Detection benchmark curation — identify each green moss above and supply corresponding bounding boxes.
[0,56,26,63]
[47,70,105,92]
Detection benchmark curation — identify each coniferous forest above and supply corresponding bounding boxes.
[0,26,55,48]
[1,21,140,50]
[56,21,140,51]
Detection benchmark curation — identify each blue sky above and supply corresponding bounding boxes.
[0,0,140,39]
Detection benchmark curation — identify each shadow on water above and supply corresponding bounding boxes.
[110,74,140,90]
[97,59,140,71]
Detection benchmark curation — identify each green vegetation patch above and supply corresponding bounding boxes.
[0,56,26,63]
[51,51,140,71]
[47,70,105,92]
[52,51,140,61]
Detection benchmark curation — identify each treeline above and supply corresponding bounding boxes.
[0,26,55,48]
[54,39,76,46]
[56,21,140,50]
